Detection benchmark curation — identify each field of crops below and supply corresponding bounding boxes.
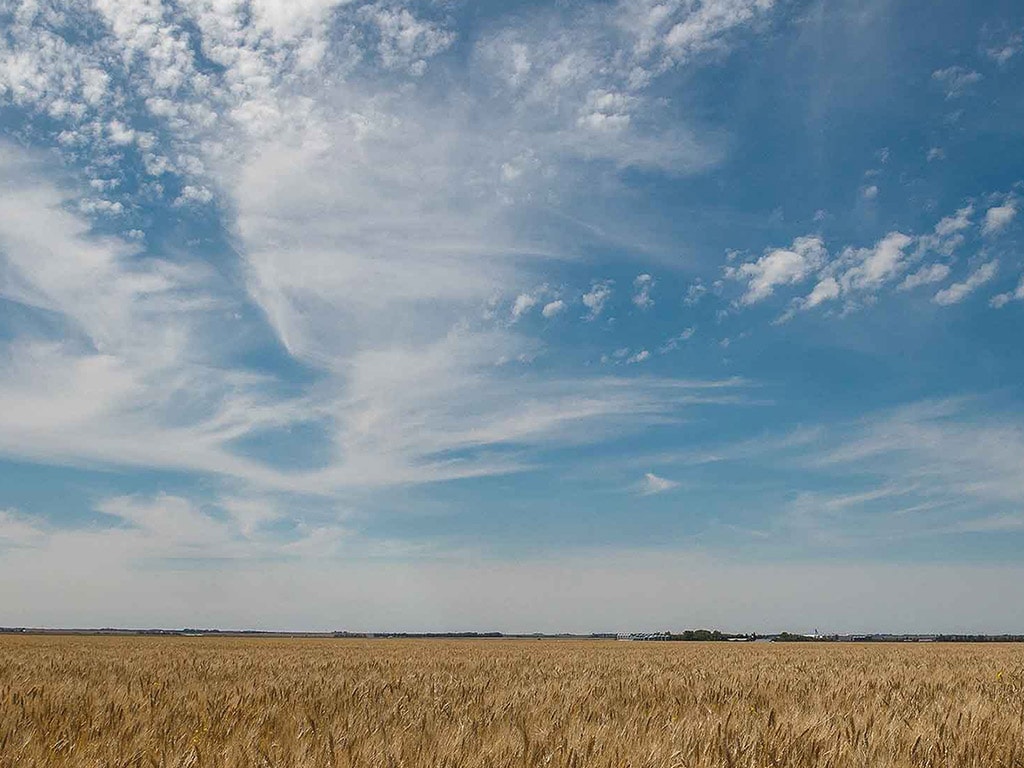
[1,636,1022,767]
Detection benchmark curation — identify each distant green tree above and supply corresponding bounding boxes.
[774,632,813,642]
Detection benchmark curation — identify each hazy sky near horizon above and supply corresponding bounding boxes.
[1,0,1024,633]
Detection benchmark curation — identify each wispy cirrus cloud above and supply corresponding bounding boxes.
[630,398,1024,551]
[0,0,780,510]
[638,472,680,495]
[0,141,752,496]
[985,31,1023,65]
[931,65,983,98]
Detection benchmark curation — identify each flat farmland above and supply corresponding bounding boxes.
[1,636,1022,767]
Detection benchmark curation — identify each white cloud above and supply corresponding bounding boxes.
[511,292,539,321]
[723,197,998,319]
[684,279,707,305]
[0,0,779,503]
[838,232,914,292]
[802,276,840,308]
[982,203,1017,236]
[933,261,998,306]
[661,0,776,59]
[472,0,772,175]
[0,147,749,494]
[639,472,680,495]
[173,185,214,207]
[0,148,484,488]
[899,263,951,291]
[0,0,778,238]
[985,33,1022,65]
[931,66,983,98]
[643,398,1024,554]
[221,496,284,538]
[632,273,655,309]
[861,184,878,200]
[632,398,1024,560]
[933,205,973,238]
[0,491,350,569]
[626,349,650,364]
[582,280,614,320]
[89,178,120,192]
[99,494,235,552]
[0,0,371,205]
[0,0,781,564]
[813,399,1024,518]
[608,347,632,363]
[725,235,827,304]
[107,120,136,146]
[364,4,456,76]
[578,89,634,133]
[658,327,695,353]
[247,0,348,42]
[990,276,1024,309]
[78,198,124,215]
[541,299,566,318]
[901,205,971,268]
[226,97,705,486]
[926,147,945,162]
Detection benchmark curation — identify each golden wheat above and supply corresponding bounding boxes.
[1,636,1022,767]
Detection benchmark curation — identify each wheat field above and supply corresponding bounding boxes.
[1,636,1022,767]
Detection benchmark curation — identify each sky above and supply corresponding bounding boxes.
[1,0,1023,634]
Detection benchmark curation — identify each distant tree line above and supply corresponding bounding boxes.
[668,630,732,641]
[773,632,821,642]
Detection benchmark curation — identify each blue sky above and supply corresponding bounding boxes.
[1,0,1024,633]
